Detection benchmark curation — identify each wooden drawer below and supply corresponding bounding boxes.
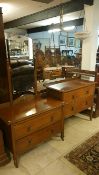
[63,91,76,102]
[63,86,94,103]
[63,103,75,117]
[51,70,62,77]
[16,122,61,154]
[14,108,61,140]
[76,86,95,97]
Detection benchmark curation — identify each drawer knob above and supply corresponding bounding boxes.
[28,140,32,144]
[86,90,89,94]
[85,101,88,105]
[27,126,32,132]
[51,129,54,133]
[51,116,54,122]
[71,107,74,111]
[72,95,75,99]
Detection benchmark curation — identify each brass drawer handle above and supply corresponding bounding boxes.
[27,126,32,132]
[71,107,74,111]
[86,90,89,94]
[51,129,54,133]
[85,101,88,105]
[28,140,32,144]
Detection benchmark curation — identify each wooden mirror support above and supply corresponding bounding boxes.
[0,8,12,104]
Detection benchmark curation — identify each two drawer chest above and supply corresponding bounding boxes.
[0,96,64,167]
[47,79,95,120]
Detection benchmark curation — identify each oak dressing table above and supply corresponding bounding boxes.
[0,95,64,167]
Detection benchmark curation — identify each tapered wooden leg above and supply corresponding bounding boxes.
[13,153,19,168]
[90,106,93,121]
[61,131,64,141]
[95,87,99,117]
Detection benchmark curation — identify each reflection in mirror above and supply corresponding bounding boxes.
[5,35,35,100]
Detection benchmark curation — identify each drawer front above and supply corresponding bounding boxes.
[52,70,62,77]
[14,108,61,140]
[63,103,75,117]
[63,91,76,103]
[76,86,95,97]
[16,122,61,154]
[63,86,94,101]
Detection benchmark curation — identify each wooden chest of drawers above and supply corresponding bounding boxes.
[47,79,95,120]
[44,67,62,79]
[0,96,63,167]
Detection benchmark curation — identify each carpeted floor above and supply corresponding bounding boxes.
[65,132,99,175]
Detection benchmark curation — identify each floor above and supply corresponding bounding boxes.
[0,113,99,175]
